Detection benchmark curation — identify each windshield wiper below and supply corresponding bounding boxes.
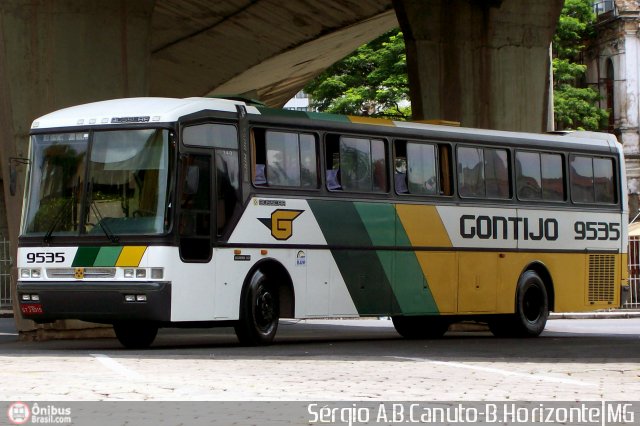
[89,200,120,244]
[43,198,72,243]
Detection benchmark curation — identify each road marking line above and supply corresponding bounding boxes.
[91,353,144,381]
[391,356,597,387]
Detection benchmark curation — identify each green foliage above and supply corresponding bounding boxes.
[553,0,608,131]
[304,29,410,119]
[554,85,609,130]
[553,0,596,57]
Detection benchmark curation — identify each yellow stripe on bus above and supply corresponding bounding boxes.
[115,246,147,267]
[395,204,452,248]
[347,116,395,126]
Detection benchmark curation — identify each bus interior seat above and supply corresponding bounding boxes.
[254,164,267,185]
[326,169,341,190]
[395,172,408,193]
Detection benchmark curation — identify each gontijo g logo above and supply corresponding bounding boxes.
[259,209,303,241]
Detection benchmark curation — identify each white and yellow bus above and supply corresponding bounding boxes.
[16,97,629,348]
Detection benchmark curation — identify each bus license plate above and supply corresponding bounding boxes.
[20,304,43,315]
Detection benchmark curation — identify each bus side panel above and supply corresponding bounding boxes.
[309,200,442,316]
[145,246,216,322]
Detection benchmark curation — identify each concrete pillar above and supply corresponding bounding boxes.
[394,0,563,132]
[0,0,155,331]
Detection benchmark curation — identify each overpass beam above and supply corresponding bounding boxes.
[394,0,563,132]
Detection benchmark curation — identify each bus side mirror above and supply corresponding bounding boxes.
[9,157,29,196]
[183,165,199,195]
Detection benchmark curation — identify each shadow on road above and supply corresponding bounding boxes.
[1,318,638,364]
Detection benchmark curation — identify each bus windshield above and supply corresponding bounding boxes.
[22,129,172,238]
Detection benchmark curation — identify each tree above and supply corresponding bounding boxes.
[553,0,608,130]
[304,29,410,119]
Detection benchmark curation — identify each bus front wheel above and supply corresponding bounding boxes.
[392,316,449,339]
[235,270,279,346]
[113,322,158,349]
[489,270,549,337]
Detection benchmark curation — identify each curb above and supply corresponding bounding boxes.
[550,311,640,319]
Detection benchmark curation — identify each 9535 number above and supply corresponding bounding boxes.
[574,221,620,241]
[26,252,65,263]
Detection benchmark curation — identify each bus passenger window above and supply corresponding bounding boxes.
[570,155,616,204]
[516,151,542,200]
[371,139,387,192]
[570,155,595,203]
[332,136,387,192]
[340,137,373,191]
[266,131,301,186]
[300,134,318,188]
[457,147,484,197]
[485,149,510,198]
[594,158,615,203]
[252,129,319,188]
[406,142,437,195]
[541,153,565,201]
[325,135,342,191]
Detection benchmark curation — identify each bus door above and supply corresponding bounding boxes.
[178,153,213,262]
[179,122,241,262]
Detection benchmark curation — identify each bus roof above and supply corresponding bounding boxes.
[30,97,621,154]
[31,97,261,130]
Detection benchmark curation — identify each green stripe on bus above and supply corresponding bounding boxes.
[308,200,399,315]
[71,247,100,267]
[353,203,439,314]
[305,111,351,123]
[93,246,123,267]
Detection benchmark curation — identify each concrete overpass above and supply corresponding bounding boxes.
[0,0,563,329]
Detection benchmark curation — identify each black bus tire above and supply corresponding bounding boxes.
[513,270,549,337]
[234,270,279,346]
[113,322,158,349]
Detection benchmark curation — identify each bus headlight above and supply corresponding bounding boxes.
[20,268,41,278]
[123,269,134,278]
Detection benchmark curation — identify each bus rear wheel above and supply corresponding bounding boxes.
[235,270,279,346]
[489,270,549,338]
[392,316,449,339]
[113,322,158,349]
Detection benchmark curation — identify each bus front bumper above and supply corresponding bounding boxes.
[16,281,171,324]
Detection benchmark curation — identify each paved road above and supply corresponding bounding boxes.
[0,318,638,401]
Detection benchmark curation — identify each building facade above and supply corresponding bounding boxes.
[586,0,640,216]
